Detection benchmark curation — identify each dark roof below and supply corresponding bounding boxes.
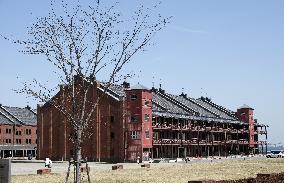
[100,83,247,124]
[167,94,216,118]
[152,93,190,115]
[0,114,13,125]
[0,105,37,126]
[152,92,237,121]
[195,99,235,120]
[108,84,125,97]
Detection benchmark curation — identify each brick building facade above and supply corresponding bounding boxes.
[37,81,125,162]
[37,80,268,162]
[0,104,37,158]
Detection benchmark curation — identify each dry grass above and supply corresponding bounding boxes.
[12,158,284,183]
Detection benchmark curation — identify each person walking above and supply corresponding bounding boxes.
[137,155,140,164]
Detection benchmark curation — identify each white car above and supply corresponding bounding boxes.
[266,150,284,158]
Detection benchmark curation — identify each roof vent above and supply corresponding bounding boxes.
[151,87,157,92]
[159,88,165,94]
[180,92,187,98]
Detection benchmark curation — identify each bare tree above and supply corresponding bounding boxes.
[1,0,170,182]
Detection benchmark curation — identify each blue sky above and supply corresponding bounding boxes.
[0,0,283,144]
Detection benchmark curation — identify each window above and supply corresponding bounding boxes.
[8,139,11,143]
[16,139,22,144]
[153,132,158,140]
[131,131,140,139]
[145,131,150,139]
[16,130,22,135]
[144,114,150,122]
[29,139,31,144]
[131,115,138,122]
[5,139,8,143]
[26,129,31,135]
[110,116,114,123]
[6,128,11,134]
[111,132,115,139]
[130,94,137,100]
[144,100,150,106]
[26,139,28,144]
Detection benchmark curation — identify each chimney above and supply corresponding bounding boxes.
[59,84,65,91]
[122,81,130,88]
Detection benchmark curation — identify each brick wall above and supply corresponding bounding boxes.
[0,124,36,146]
[236,107,255,149]
[125,88,153,161]
[37,82,125,162]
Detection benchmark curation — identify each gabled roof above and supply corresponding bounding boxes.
[71,81,251,125]
[151,91,238,121]
[0,105,37,126]
[108,83,243,122]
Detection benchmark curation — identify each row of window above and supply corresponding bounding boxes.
[110,114,151,124]
[109,131,150,140]
[0,128,33,135]
[104,113,151,125]
[130,131,150,139]
[130,95,151,107]
[131,114,150,122]
[3,138,34,144]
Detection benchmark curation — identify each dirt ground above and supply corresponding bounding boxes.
[12,158,284,183]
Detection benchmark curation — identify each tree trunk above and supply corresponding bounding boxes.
[75,127,82,183]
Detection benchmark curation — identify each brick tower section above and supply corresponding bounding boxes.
[125,85,153,161]
[236,105,255,149]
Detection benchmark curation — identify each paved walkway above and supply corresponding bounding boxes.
[11,155,266,176]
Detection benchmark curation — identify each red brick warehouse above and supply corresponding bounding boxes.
[37,79,125,162]
[37,77,268,162]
